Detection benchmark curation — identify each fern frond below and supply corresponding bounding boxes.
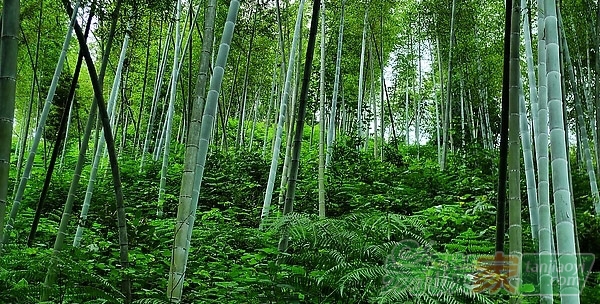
[131,298,170,304]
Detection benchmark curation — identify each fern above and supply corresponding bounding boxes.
[267,211,494,303]
[445,228,495,254]
[131,298,170,304]
[0,247,125,303]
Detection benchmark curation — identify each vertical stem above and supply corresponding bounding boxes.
[325,0,346,167]
[280,0,322,252]
[318,0,326,217]
[0,0,20,244]
[441,0,456,170]
[2,0,81,246]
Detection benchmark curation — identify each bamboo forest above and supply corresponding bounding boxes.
[4,0,600,302]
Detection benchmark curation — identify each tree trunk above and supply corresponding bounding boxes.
[325,0,345,167]
[73,23,131,246]
[157,0,185,217]
[545,0,581,301]
[440,0,456,171]
[356,8,368,146]
[140,22,174,171]
[0,0,20,245]
[260,0,306,225]
[168,1,239,301]
[507,0,522,298]
[280,0,321,252]
[1,0,81,247]
[318,0,326,218]
[29,19,90,246]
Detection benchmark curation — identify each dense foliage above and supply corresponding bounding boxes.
[2,133,600,302]
[3,0,600,303]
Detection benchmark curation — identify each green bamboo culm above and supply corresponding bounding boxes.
[557,10,600,214]
[140,22,173,172]
[495,0,512,258]
[280,0,322,252]
[356,7,368,146]
[260,0,306,226]
[536,0,555,301]
[0,0,20,246]
[262,64,278,157]
[507,0,522,302]
[521,0,540,240]
[518,77,539,242]
[318,0,326,218]
[29,3,96,247]
[59,0,123,252]
[440,0,456,171]
[157,0,184,218]
[73,22,132,247]
[1,0,81,248]
[187,0,217,241]
[325,0,345,167]
[544,0,581,302]
[168,1,239,302]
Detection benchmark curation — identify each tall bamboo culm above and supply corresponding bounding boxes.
[0,0,21,245]
[1,0,81,247]
[260,0,306,225]
[318,0,326,218]
[168,0,239,301]
[544,0,580,302]
[325,0,345,167]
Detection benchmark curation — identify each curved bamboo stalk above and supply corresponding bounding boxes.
[168,0,239,301]
[73,23,131,246]
[260,0,306,225]
[280,0,322,252]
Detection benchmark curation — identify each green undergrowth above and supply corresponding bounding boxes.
[2,138,599,303]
